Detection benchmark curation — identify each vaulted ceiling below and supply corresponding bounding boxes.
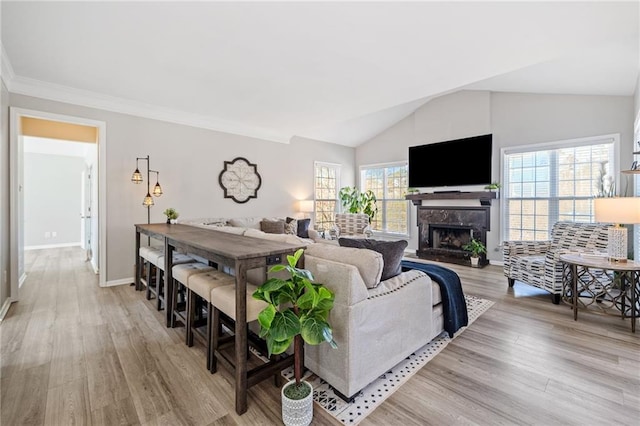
[2,1,638,147]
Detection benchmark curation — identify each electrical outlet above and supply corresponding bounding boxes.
[45,232,51,239]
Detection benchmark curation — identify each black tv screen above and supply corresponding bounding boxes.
[408,134,492,188]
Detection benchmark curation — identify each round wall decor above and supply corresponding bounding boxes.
[219,157,262,203]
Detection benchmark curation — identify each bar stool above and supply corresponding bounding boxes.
[151,251,196,311]
[186,270,236,369]
[171,262,216,329]
[209,284,268,374]
[138,246,164,297]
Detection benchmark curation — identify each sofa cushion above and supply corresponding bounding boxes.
[297,218,311,238]
[228,217,262,229]
[284,217,298,235]
[260,219,285,234]
[212,226,246,235]
[305,243,383,289]
[338,238,408,281]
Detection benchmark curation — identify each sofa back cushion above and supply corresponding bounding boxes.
[338,238,408,281]
[227,217,263,229]
[260,219,286,234]
[550,221,609,252]
[304,243,383,289]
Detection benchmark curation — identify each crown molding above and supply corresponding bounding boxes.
[1,43,16,86]
[7,74,291,144]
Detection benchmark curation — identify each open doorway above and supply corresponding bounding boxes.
[23,136,97,268]
[9,108,107,302]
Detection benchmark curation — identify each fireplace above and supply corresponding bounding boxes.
[416,206,490,267]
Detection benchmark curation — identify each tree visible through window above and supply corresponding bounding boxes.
[314,162,340,232]
[504,136,617,241]
[361,163,409,235]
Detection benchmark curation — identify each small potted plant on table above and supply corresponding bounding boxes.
[162,208,179,224]
[253,248,337,426]
[463,238,487,268]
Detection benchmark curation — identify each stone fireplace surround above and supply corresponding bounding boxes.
[416,205,490,267]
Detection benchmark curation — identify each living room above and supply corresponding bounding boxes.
[0,1,639,425]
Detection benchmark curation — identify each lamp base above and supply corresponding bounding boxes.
[607,226,628,263]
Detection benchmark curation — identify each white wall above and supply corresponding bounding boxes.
[24,152,85,247]
[8,93,355,284]
[0,80,9,313]
[356,90,635,262]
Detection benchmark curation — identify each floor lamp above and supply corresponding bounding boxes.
[594,197,640,262]
[131,155,163,225]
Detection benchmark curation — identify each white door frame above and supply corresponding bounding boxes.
[9,107,107,299]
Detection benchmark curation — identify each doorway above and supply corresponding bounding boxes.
[9,108,107,302]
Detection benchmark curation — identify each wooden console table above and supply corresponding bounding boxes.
[134,223,305,414]
[560,254,640,332]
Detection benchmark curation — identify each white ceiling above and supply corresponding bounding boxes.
[2,1,639,147]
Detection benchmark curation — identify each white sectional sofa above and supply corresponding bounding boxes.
[303,243,444,401]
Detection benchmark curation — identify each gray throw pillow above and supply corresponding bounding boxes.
[338,238,408,281]
[260,219,285,234]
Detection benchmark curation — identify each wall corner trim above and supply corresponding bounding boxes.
[0,298,12,322]
[103,277,134,288]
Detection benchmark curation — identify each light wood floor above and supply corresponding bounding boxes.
[1,248,638,425]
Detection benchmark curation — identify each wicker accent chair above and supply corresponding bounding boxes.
[502,221,609,304]
[330,213,372,239]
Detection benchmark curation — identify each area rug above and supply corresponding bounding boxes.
[281,295,494,425]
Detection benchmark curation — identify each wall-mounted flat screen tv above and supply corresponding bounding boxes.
[408,134,492,188]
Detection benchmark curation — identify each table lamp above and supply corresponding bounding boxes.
[594,197,640,262]
[298,200,314,217]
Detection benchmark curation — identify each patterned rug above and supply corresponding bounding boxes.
[281,295,494,425]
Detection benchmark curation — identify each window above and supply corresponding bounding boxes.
[360,162,409,235]
[314,162,340,232]
[503,135,617,241]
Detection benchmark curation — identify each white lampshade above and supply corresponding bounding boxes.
[594,197,640,224]
[594,197,640,262]
[298,200,314,213]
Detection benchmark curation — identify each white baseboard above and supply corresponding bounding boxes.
[0,298,12,322]
[18,272,27,288]
[102,277,134,287]
[25,242,81,250]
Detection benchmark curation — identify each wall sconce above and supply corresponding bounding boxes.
[594,197,640,262]
[131,155,163,223]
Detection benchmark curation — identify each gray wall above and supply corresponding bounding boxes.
[9,93,355,284]
[24,152,85,247]
[0,80,9,311]
[356,90,635,262]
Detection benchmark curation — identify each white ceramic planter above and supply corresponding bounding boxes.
[281,380,313,426]
[470,256,480,267]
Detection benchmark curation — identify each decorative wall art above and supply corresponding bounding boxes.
[219,157,262,203]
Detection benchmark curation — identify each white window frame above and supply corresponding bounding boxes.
[501,133,620,242]
[359,161,410,238]
[313,161,341,233]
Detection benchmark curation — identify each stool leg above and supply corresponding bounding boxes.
[170,279,179,328]
[210,306,221,373]
[206,301,212,371]
[156,269,164,311]
[186,289,195,347]
[145,262,153,300]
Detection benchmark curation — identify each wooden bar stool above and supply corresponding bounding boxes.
[171,262,216,328]
[186,270,236,369]
[209,284,268,374]
[138,246,164,296]
[152,252,196,311]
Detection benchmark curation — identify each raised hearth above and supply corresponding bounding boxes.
[416,206,490,267]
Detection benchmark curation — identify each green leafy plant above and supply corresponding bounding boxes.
[252,248,337,398]
[162,208,179,220]
[484,182,501,191]
[462,238,487,258]
[338,186,378,222]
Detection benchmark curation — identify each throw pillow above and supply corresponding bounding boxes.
[284,217,298,235]
[338,238,408,281]
[297,218,311,238]
[260,219,285,234]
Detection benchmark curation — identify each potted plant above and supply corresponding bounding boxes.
[484,182,501,192]
[463,238,486,267]
[162,208,179,224]
[338,186,378,222]
[253,248,337,426]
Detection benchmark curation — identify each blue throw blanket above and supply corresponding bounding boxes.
[401,260,468,337]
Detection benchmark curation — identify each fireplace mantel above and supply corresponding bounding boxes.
[406,191,498,206]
